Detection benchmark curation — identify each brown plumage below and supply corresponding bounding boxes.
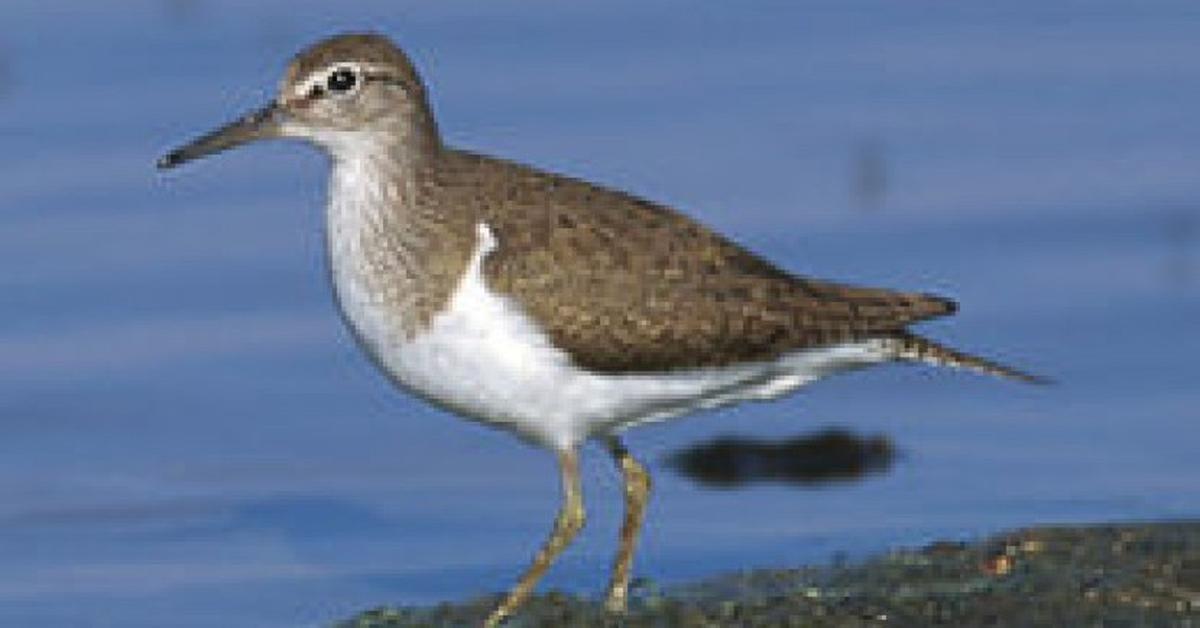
[422,149,958,372]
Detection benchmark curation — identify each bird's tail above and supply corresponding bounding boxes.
[883,332,1050,385]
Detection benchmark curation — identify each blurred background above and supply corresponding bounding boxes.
[2,1,1198,626]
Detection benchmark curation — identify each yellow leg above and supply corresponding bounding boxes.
[485,449,584,627]
[603,436,652,614]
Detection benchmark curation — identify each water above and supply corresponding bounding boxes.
[2,2,1198,626]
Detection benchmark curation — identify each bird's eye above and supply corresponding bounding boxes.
[327,67,358,93]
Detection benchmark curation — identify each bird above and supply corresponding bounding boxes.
[158,32,1041,626]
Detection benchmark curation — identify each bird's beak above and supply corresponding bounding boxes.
[157,101,288,170]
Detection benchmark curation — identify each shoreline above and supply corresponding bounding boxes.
[341,520,1199,627]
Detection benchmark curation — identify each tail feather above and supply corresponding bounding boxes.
[884,332,1050,385]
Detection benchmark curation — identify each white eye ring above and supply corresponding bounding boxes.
[295,62,366,101]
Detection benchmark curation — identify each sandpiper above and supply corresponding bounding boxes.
[158,33,1040,626]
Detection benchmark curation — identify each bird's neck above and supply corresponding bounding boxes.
[323,136,467,339]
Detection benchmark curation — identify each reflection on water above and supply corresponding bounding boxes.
[850,137,889,212]
[0,45,10,100]
[162,0,203,23]
[667,429,896,488]
[1165,208,1198,286]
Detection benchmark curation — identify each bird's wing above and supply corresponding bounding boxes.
[442,150,956,373]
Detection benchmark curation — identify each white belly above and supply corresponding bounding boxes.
[333,222,890,452]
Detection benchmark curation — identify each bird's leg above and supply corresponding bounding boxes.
[603,436,652,614]
[485,448,584,627]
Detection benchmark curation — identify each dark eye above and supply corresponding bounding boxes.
[327,67,357,93]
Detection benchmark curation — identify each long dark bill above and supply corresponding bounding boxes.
[157,102,285,170]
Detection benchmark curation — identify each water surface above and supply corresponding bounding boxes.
[1,2,1198,626]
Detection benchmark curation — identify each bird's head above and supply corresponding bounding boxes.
[158,33,438,170]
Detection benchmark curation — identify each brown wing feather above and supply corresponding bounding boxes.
[433,149,956,373]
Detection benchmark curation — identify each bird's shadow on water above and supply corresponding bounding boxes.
[666,428,897,489]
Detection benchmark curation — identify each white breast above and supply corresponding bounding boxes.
[330,206,890,451]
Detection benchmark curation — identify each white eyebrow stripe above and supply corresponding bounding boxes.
[290,62,394,99]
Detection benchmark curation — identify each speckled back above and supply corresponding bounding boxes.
[414,150,956,373]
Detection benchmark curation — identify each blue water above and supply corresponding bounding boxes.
[2,2,1199,626]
